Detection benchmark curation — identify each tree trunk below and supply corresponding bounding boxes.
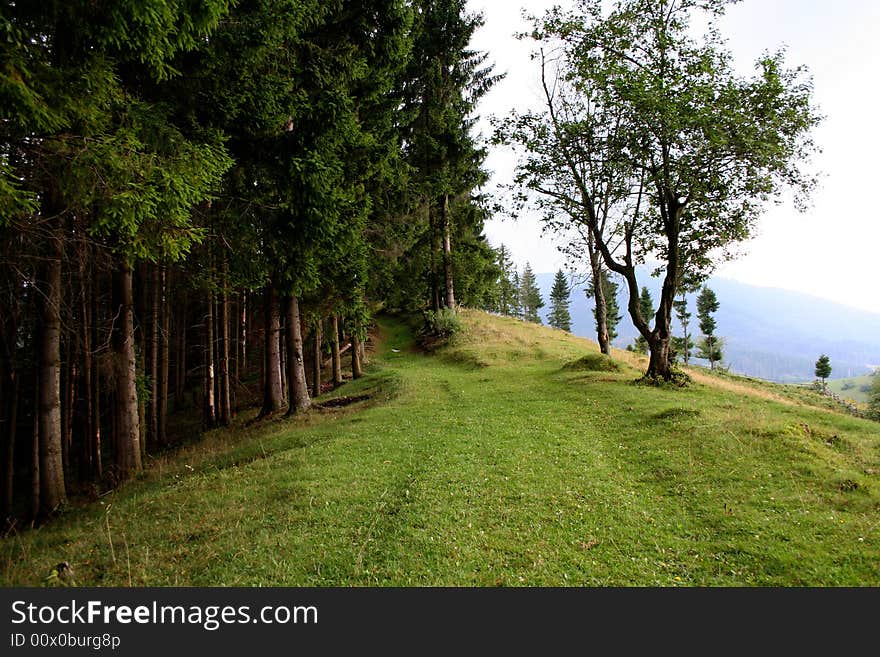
[589,247,610,355]
[111,260,143,479]
[0,269,21,519]
[260,277,283,415]
[279,310,287,405]
[441,193,456,312]
[38,243,66,514]
[147,265,159,446]
[134,266,146,463]
[238,291,247,384]
[91,288,102,481]
[428,204,440,314]
[80,302,93,480]
[60,330,70,483]
[175,299,187,411]
[646,335,672,381]
[31,376,39,520]
[330,315,343,387]
[351,332,363,379]
[204,290,216,427]
[158,266,170,444]
[1,368,17,521]
[312,320,322,398]
[218,268,231,426]
[284,295,311,415]
[65,330,77,486]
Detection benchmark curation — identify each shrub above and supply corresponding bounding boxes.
[420,308,462,340]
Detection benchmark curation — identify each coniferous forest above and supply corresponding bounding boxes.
[0,0,509,523]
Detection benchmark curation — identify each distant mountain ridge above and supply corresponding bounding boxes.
[535,268,880,383]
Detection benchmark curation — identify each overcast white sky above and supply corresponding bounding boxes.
[467,0,880,314]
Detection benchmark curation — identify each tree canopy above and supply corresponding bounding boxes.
[497,0,820,380]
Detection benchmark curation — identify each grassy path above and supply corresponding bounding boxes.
[3,311,880,586]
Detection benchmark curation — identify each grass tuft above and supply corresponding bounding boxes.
[562,353,621,372]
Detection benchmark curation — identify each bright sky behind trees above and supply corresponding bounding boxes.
[470,0,880,313]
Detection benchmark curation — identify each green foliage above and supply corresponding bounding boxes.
[492,244,519,316]
[695,287,722,369]
[498,0,819,380]
[587,269,621,343]
[420,308,463,340]
[672,293,694,364]
[396,0,502,309]
[814,354,832,388]
[869,372,880,420]
[1,0,234,262]
[548,269,572,331]
[519,263,544,323]
[696,287,720,336]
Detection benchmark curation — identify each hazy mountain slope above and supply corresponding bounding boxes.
[536,269,880,383]
[827,373,876,404]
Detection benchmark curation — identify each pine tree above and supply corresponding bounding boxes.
[631,287,653,354]
[814,355,832,391]
[696,287,723,370]
[510,271,523,319]
[587,269,621,347]
[494,245,515,315]
[519,263,544,324]
[402,0,501,314]
[548,270,571,331]
[672,292,694,365]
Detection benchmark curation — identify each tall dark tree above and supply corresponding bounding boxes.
[494,245,517,316]
[519,264,544,324]
[548,270,572,331]
[672,293,694,365]
[401,0,501,314]
[696,287,722,370]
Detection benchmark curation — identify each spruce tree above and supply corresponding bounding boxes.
[696,287,723,370]
[510,271,523,319]
[520,263,544,324]
[495,245,517,316]
[548,270,572,331]
[587,269,621,347]
[402,0,501,314]
[672,292,694,365]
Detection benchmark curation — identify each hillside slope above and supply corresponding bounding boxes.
[2,311,879,586]
[537,269,880,383]
[828,374,876,404]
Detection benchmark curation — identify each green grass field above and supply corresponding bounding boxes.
[828,374,876,404]
[3,310,880,586]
